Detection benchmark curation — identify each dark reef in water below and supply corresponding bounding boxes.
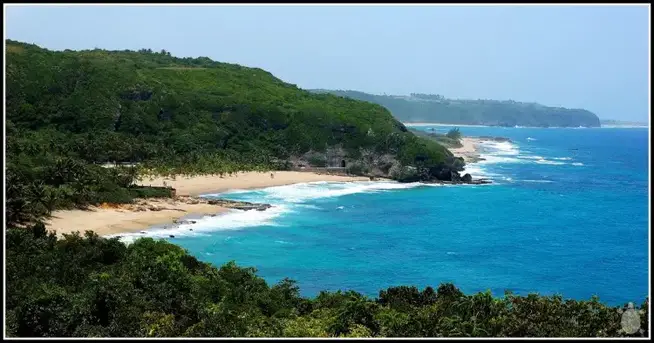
[206,199,273,211]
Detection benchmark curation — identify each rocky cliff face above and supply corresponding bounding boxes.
[289,145,488,185]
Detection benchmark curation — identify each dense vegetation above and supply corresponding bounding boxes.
[6,224,648,338]
[6,40,454,226]
[409,128,463,149]
[311,90,601,128]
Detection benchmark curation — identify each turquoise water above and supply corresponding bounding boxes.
[118,126,649,306]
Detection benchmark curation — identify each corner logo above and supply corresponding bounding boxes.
[618,302,644,335]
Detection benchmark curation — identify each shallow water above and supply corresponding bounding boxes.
[118,126,649,306]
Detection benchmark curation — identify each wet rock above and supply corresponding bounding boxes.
[207,199,272,211]
[461,173,473,182]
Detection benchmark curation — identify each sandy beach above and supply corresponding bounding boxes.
[45,171,370,238]
[449,137,485,163]
[137,171,371,196]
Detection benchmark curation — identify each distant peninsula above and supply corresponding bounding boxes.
[309,89,601,128]
[600,119,648,128]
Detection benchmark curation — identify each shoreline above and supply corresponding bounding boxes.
[403,122,620,129]
[450,137,487,164]
[137,171,371,196]
[45,171,370,238]
[404,122,491,128]
[45,148,492,239]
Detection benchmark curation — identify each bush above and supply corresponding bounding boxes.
[445,127,462,140]
[5,225,648,338]
[346,162,369,176]
[307,154,328,168]
[128,186,175,199]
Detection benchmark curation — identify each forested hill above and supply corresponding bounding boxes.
[6,40,457,225]
[7,40,437,166]
[310,90,601,128]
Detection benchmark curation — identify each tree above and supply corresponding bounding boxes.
[446,127,462,140]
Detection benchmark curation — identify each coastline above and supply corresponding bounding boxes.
[44,171,370,238]
[45,153,488,239]
[403,122,618,129]
[137,171,371,196]
[404,122,490,128]
[449,137,486,164]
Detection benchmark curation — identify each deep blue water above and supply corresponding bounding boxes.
[120,126,649,306]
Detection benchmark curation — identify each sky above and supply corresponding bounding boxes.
[4,4,650,122]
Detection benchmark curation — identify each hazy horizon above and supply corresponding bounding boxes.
[5,4,650,122]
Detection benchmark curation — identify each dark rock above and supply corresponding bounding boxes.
[169,235,175,238]
[207,199,272,211]
[461,173,473,182]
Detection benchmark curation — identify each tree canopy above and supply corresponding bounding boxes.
[6,224,648,338]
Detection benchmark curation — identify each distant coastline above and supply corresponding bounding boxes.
[404,122,492,128]
[405,122,649,129]
[312,89,601,128]
[600,119,648,128]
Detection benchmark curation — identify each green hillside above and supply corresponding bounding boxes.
[5,40,458,226]
[311,90,601,128]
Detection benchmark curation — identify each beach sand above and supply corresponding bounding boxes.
[137,171,370,196]
[449,137,485,163]
[45,171,370,238]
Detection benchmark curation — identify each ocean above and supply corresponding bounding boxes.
[119,126,650,306]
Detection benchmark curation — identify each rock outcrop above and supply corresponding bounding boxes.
[206,199,272,211]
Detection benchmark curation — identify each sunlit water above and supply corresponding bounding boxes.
[113,126,649,305]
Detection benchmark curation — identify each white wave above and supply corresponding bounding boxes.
[477,155,524,164]
[230,181,425,204]
[461,163,502,179]
[480,141,520,156]
[296,204,321,210]
[534,159,566,165]
[105,205,290,244]
[571,162,584,166]
[516,155,574,166]
[423,183,454,187]
[526,137,537,141]
[518,155,546,160]
[336,206,344,210]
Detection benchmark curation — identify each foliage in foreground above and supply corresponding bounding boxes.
[6,224,648,338]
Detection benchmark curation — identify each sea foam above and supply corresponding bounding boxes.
[106,205,290,243]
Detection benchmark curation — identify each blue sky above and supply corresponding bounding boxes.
[5,5,650,122]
